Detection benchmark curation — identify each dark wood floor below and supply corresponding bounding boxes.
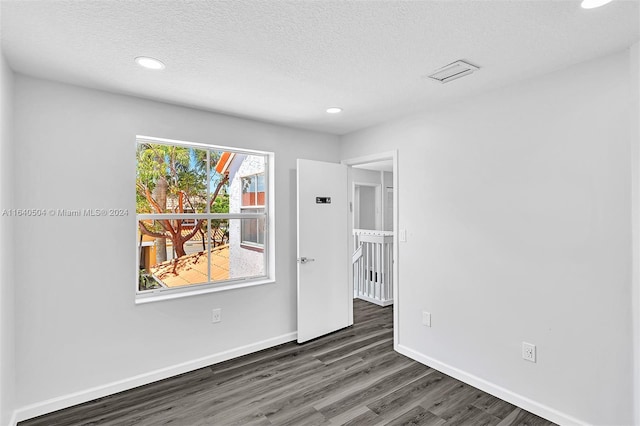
[20,300,556,426]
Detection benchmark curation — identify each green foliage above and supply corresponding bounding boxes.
[136,142,232,257]
[138,270,160,291]
[211,192,230,213]
[211,192,230,235]
[136,143,226,214]
[136,192,151,214]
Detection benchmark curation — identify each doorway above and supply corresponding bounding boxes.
[343,152,398,344]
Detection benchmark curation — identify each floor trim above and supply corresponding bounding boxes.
[396,344,588,426]
[13,332,297,424]
[355,294,393,307]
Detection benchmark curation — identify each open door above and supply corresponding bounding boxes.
[297,159,351,343]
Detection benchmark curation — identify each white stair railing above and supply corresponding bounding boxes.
[352,229,393,306]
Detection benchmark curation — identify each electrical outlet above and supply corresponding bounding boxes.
[522,342,536,362]
[422,311,431,327]
[399,229,407,242]
[212,308,222,323]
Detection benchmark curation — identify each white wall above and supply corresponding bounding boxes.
[355,186,377,229]
[352,168,382,231]
[341,49,637,426]
[382,171,393,231]
[631,40,640,426]
[0,53,16,426]
[12,75,340,419]
[352,167,380,185]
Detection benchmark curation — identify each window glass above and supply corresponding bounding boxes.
[136,139,269,295]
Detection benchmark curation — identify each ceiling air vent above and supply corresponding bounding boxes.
[426,60,479,83]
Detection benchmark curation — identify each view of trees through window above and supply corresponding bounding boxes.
[136,139,267,293]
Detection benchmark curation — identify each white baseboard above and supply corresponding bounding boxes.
[356,295,393,307]
[13,332,297,424]
[396,344,589,426]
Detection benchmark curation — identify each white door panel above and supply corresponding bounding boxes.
[297,159,351,343]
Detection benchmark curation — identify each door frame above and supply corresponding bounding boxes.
[342,150,399,350]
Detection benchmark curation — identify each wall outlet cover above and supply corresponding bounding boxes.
[522,342,536,362]
[422,311,431,327]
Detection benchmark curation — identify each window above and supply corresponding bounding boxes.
[240,208,265,247]
[136,137,271,299]
[242,174,265,206]
[240,173,265,248]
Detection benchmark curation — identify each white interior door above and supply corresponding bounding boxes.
[297,159,351,343]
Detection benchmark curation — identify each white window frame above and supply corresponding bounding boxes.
[135,135,275,304]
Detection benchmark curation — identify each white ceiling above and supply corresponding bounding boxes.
[353,160,393,173]
[1,0,638,135]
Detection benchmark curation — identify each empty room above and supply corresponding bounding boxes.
[1,1,639,425]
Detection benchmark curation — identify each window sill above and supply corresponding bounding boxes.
[135,278,275,305]
[240,243,264,253]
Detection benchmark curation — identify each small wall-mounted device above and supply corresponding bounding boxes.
[316,197,331,204]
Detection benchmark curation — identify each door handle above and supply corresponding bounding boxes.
[297,257,315,264]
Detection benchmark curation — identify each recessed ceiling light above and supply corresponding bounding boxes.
[581,0,613,9]
[326,107,342,114]
[135,56,165,70]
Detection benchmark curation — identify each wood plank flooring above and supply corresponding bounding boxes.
[20,300,557,426]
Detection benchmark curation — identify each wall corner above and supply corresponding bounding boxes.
[630,39,640,426]
[0,52,17,426]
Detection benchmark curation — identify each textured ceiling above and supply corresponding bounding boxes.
[1,0,639,135]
